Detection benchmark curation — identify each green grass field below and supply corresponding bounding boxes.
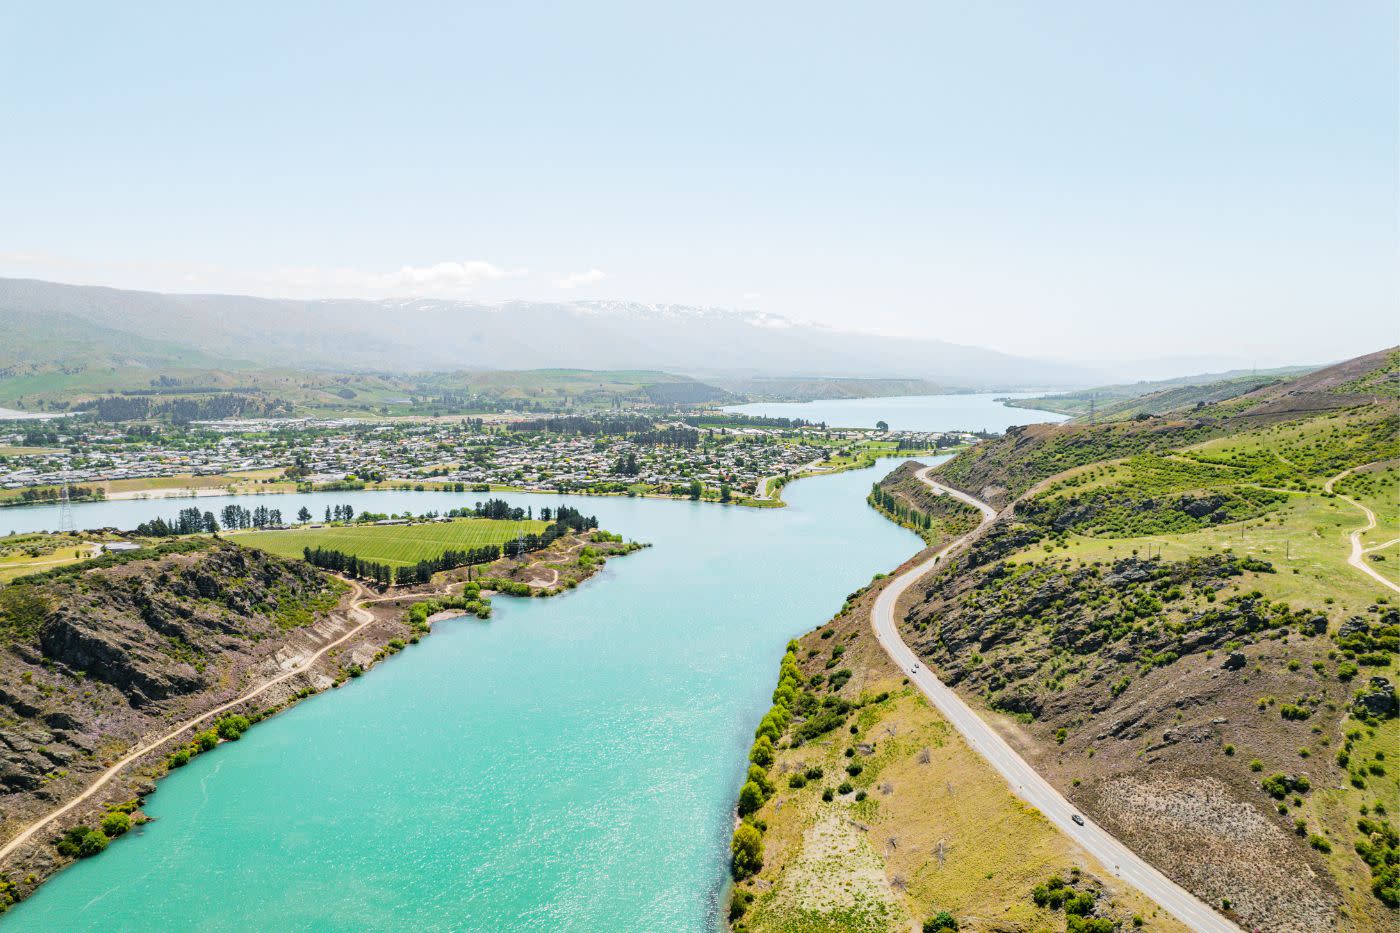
[235,518,547,568]
[1012,408,1400,615]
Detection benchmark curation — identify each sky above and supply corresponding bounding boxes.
[1,1,1395,367]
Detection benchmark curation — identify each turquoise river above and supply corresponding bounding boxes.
[2,457,946,931]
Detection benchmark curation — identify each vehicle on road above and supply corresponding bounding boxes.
[1072,814,1085,826]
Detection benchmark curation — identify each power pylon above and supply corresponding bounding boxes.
[57,479,76,533]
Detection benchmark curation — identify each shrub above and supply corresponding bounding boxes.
[747,764,773,795]
[728,888,754,921]
[731,824,763,879]
[78,829,109,858]
[194,729,219,752]
[822,787,835,802]
[788,773,807,789]
[1064,891,1095,915]
[216,714,251,741]
[1067,919,1116,933]
[923,912,958,932]
[1308,834,1331,853]
[737,781,766,816]
[837,780,854,795]
[1262,773,1310,798]
[99,812,131,838]
[55,827,91,858]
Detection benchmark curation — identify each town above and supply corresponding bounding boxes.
[0,414,974,505]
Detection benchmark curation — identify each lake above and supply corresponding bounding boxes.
[2,458,939,931]
[723,391,1068,432]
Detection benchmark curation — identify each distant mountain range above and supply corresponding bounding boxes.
[0,277,1092,389]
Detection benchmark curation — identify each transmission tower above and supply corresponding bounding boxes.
[57,479,76,533]
[1088,395,1097,425]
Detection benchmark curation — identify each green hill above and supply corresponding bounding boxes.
[866,346,1400,930]
[1006,365,1318,422]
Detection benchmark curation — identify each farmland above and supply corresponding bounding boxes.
[236,518,547,568]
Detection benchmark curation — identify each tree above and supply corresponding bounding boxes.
[688,480,703,500]
[78,829,109,857]
[216,714,251,740]
[298,507,312,523]
[720,482,732,503]
[100,811,131,837]
[876,420,889,431]
[731,823,763,879]
[749,735,774,767]
[924,912,958,932]
[737,780,765,816]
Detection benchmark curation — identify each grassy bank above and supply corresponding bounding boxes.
[724,575,1181,932]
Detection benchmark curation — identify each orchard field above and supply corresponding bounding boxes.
[236,518,547,568]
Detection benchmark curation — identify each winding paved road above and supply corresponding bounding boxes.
[871,466,1240,933]
[1324,467,1400,595]
[0,580,385,866]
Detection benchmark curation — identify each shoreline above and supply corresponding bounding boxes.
[0,446,958,518]
[0,531,642,915]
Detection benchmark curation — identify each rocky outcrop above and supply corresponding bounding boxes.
[0,540,345,858]
[28,544,331,706]
[1353,677,1397,720]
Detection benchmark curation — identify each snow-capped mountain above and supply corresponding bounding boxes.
[0,277,1091,387]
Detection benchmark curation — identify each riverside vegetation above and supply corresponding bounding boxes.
[727,347,1398,933]
[0,515,642,912]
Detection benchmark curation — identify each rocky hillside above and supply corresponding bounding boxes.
[0,540,350,904]
[890,349,1400,930]
[0,525,646,914]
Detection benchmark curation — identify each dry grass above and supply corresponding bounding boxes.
[736,582,1185,932]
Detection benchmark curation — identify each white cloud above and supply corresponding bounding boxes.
[264,259,529,295]
[363,260,524,291]
[555,268,607,289]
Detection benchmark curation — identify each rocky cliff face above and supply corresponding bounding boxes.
[28,544,331,706]
[0,540,343,815]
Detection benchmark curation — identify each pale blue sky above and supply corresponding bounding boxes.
[1,2,1394,365]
